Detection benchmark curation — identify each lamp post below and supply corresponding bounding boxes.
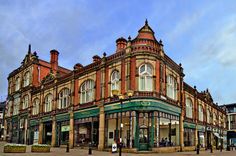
[112,90,133,156]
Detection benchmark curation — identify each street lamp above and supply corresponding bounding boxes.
[111,90,133,156]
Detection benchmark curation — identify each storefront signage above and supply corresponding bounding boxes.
[42,116,52,122]
[197,125,205,132]
[79,127,87,134]
[184,122,196,129]
[56,114,70,122]
[61,125,70,132]
[30,120,39,126]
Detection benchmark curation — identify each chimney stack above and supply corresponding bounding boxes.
[116,37,127,52]
[50,49,59,74]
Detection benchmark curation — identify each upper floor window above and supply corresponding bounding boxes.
[111,71,120,94]
[58,88,70,109]
[166,75,177,100]
[23,71,30,87]
[186,98,193,118]
[213,112,216,125]
[45,94,53,112]
[7,101,12,116]
[15,77,20,91]
[207,109,210,123]
[22,95,29,109]
[80,80,95,104]
[32,98,40,115]
[139,64,153,91]
[198,105,203,121]
[13,97,20,115]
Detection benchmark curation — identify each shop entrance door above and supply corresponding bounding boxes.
[139,128,149,150]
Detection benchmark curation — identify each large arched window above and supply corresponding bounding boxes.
[22,95,29,109]
[58,88,70,109]
[186,98,193,118]
[166,75,177,100]
[111,70,120,94]
[45,94,53,112]
[139,64,153,91]
[23,71,30,87]
[80,80,95,104]
[32,98,40,115]
[198,105,203,121]
[15,77,20,91]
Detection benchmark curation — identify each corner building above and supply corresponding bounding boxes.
[4,20,227,152]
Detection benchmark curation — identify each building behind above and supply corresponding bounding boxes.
[4,20,227,152]
[0,101,6,140]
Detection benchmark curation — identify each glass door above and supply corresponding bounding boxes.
[138,112,149,151]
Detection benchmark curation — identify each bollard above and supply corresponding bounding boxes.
[210,144,213,153]
[66,143,69,152]
[196,144,200,155]
[88,142,92,155]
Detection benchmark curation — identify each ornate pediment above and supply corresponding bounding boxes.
[21,44,39,66]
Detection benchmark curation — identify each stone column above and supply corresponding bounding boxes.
[51,117,56,147]
[179,115,184,151]
[69,111,74,148]
[38,121,43,144]
[98,105,105,150]
[195,128,198,146]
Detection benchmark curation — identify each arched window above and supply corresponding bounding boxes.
[166,75,177,100]
[22,95,29,109]
[186,98,193,118]
[45,94,53,112]
[58,88,70,109]
[207,109,210,123]
[198,105,203,121]
[15,77,20,91]
[111,70,120,94]
[213,112,216,125]
[32,98,40,115]
[23,71,30,87]
[80,80,95,104]
[13,97,20,115]
[139,64,153,91]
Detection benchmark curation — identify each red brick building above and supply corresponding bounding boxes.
[4,20,226,152]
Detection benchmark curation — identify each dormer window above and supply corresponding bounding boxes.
[23,71,30,87]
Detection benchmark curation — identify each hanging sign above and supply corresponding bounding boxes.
[61,125,70,132]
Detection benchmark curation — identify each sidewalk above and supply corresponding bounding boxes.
[0,142,235,156]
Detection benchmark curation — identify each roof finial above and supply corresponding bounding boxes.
[28,44,31,54]
[145,19,148,25]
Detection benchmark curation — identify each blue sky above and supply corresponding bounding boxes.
[0,0,236,104]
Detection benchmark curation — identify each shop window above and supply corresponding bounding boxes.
[80,80,95,104]
[22,95,29,109]
[32,98,40,115]
[184,128,195,146]
[23,71,30,87]
[139,64,153,91]
[186,98,193,118]
[111,70,120,95]
[166,75,177,100]
[45,94,53,112]
[58,88,70,109]
[15,77,20,91]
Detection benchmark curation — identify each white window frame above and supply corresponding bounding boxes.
[139,64,153,91]
[45,94,53,112]
[166,75,177,100]
[32,98,40,115]
[186,98,193,118]
[22,95,29,109]
[80,80,95,104]
[111,70,120,94]
[15,77,20,91]
[23,71,30,87]
[58,88,70,109]
[198,105,203,122]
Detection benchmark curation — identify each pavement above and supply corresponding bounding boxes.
[0,141,236,156]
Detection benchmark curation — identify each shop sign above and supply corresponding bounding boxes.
[61,125,70,132]
[197,125,205,132]
[79,127,87,134]
[184,122,196,129]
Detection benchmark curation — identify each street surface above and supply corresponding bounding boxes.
[0,142,236,156]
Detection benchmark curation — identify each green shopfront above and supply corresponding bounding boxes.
[104,99,181,151]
